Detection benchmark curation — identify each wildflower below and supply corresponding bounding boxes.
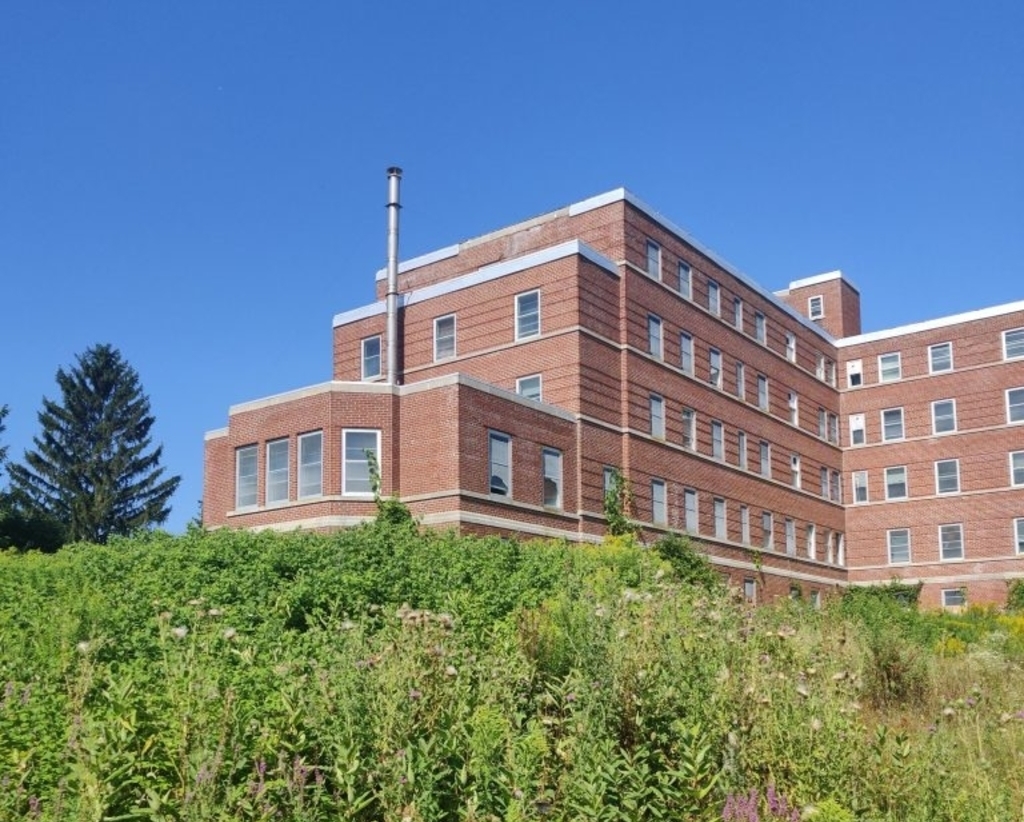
[188,598,203,606]
[966,697,977,708]
[340,620,355,631]
[928,724,938,733]
[445,665,458,678]
[171,626,189,640]
[408,688,422,701]
[810,717,822,732]
[565,692,577,703]
[796,684,810,698]
[76,641,90,655]
[158,611,173,622]
[943,706,956,718]
[207,608,223,617]
[512,788,524,800]
[222,628,237,641]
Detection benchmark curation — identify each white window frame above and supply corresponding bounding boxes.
[516,374,542,401]
[709,348,723,388]
[678,261,692,299]
[1015,518,1024,555]
[743,577,756,602]
[818,407,827,439]
[707,279,720,316]
[755,312,766,344]
[785,518,796,556]
[712,420,724,460]
[806,523,817,559]
[932,399,957,435]
[878,352,902,383]
[361,336,382,381]
[816,354,826,381]
[515,290,541,340]
[266,438,289,505]
[684,488,698,533]
[939,523,964,561]
[885,466,908,500]
[298,431,324,499]
[737,430,748,470]
[759,440,771,478]
[651,478,667,525]
[714,498,727,539]
[791,453,801,489]
[887,529,911,564]
[761,511,774,550]
[1004,328,1024,361]
[733,297,743,330]
[650,393,665,439]
[831,470,842,503]
[942,589,966,609]
[828,413,839,445]
[881,407,905,442]
[808,295,824,319]
[647,314,663,359]
[788,391,799,425]
[542,447,563,509]
[645,240,661,280]
[735,361,745,400]
[489,431,512,497]
[342,428,380,497]
[846,359,863,388]
[928,342,953,374]
[740,506,750,544]
[849,413,866,446]
[1011,451,1024,487]
[433,314,457,361]
[820,467,829,498]
[682,408,696,450]
[785,332,796,363]
[852,470,868,504]
[935,459,960,495]
[680,332,694,375]
[757,374,769,411]
[1007,387,1024,424]
[235,444,258,509]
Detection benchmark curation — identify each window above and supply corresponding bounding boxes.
[651,479,667,525]
[709,348,722,388]
[740,506,750,544]
[603,466,617,498]
[513,290,542,340]
[785,519,796,555]
[940,523,964,560]
[761,511,774,549]
[885,466,908,500]
[836,533,846,566]
[298,431,323,498]
[929,342,953,373]
[932,399,956,434]
[678,261,692,299]
[645,314,664,359]
[816,354,826,381]
[343,429,379,496]
[684,488,698,532]
[645,240,661,279]
[825,530,834,564]
[235,445,258,509]
[830,470,841,503]
[879,352,902,382]
[650,394,665,438]
[266,439,289,504]
[788,391,799,425]
[811,590,821,609]
[1015,519,1024,554]
[888,529,911,564]
[733,297,743,329]
[362,336,382,380]
[818,407,827,439]
[852,470,869,503]
[516,374,542,401]
[542,448,562,509]
[434,314,456,361]
[743,577,756,602]
[707,279,720,316]
[791,453,801,489]
[759,440,771,478]
[737,431,748,470]
[682,408,696,450]
[489,432,511,496]
[735,361,746,400]
[785,332,796,362]
[827,360,837,386]
[806,524,817,559]
[882,408,904,441]
[755,312,766,344]
[1008,388,1024,424]
[712,420,724,460]
[820,467,829,498]
[849,413,866,446]
[680,332,694,374]
[935,459,960,494]
[714,498,726,539]
[808,295,824,319]
[757,374,769,411]
[1011,451,1024,486]
[847,359,863,387]
[942,589,966,609]
[1004,328,1024,360]
[828,414,839,445]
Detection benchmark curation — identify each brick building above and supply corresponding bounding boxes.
[204,178,1024,607]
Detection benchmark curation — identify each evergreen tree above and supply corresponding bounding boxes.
[0,404,8,470]
[8,344,181,544]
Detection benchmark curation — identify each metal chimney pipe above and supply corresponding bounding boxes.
[385,166,402,384]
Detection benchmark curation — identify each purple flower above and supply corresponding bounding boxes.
[408,688,422,701]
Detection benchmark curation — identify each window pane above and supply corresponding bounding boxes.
[942,589,965,607]
[709,349,722,387]
[885,467,907,499]
[299,432,323,498]
[344,430,378,495]
[1009,388,1024,423]
[650,395,665,438]
[646,241,661,278]
[680,333,694,374]
[516,375,541,401]
[1016,519,1024,554]
[682,408,695,450]
[489,433,511,496]
[933,400,956,433]
[678,262,691,298]
[936,460,959,494]
[882,408,904,441]
[236,445,257,508]
[266,439,289,504]
[542,448,562,508]
[1012,452,1024,486]
[434,315,456,360]
[940,524,963,560]
[1005,328,1024,360]
[708,280,720,315]
[853,471,868,503]
[648,315,663,358]
[879,353,901,382]
[684,489,698,532]
[929,342,952,372]
[362,337,381,380]
[652,480,666,525]
[516,292,540,339]
[888,529,910,563]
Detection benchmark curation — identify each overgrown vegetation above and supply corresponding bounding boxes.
[3,525,1024,820]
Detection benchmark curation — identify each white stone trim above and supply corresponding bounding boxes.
[419,509,595,542]
[374,244,460,280]
[784,269,859,293]
[837,300,1024,347]
[205,427,229,441]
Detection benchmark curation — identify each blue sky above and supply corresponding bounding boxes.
[2,2,1021,532]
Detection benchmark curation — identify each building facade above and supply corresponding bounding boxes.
[204,185,1024,607]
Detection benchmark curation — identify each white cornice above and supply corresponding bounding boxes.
[837,300,1024,347]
